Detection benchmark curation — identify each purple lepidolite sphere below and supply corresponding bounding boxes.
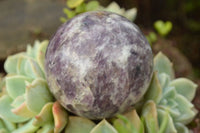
[45,11,153,119]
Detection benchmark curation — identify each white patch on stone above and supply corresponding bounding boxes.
[62,47,93,79]
[117,45,132,66]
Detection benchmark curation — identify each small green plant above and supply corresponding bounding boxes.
[146,31,157,45]
[60,0,137,23]
[154,20,173,37]
[146,20,173,45]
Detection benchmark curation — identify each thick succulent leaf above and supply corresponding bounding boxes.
[33,102,54,127]
[113,116,132,133]
[36,123,54,133]
[75,3,86,14]
[162,87,176,100]
[123,110,144,133]
[24,58,45,79]
[4,53,25,74]
[16,55,29,75]
[157,109,177,133]
[142,101,159,133]
[113,111,144,133]
[11,102,36,118]
[124,8,137,21]
[0,129,8,133]
[90,119,118,133]
[105,2,125,15]
[174,95,197,124]
[26,40,41,58]
[175,123,190,133]
[67,0,84,8]
[169,78,197,101]
[158,73,171,91]
[65,116,95,133]
[12,119,39,133]
[154,52,175,80]
[36,40,49,73]
[26,79,54,114]
[166,99,178,108]
[53,102,68,133]
[86,1,100,11]
[1,119,16,132]
[145,72,162,103]
[158,105,180,119]
[0,95,29,123]
[5,75,32,99]
[11,95,25,108]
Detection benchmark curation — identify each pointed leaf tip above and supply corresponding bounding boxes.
[90,119,118,133]
[53,101,68,133]
[154,52,175,80]
[65,116,95,133]
[169,78,197,101]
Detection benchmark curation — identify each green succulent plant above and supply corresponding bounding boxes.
[60,0,137,23]
[0,40,197,133]
[0,40,68,133]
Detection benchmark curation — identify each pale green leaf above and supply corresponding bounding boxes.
[1,119,16,132]
[162,87,176,100]
[90,119,118,133]
[63,8,76,19]
[12,119,39,133]
[53,102,68,133]
[0,129,8,133]
[154,20,173,37]
[86,1,100,11]
[154,52,174,79]
[105,2,124,15]
[6,75,32,99]
[142,101,159,133]
[16,55,29,75]
[158,73,170,90]
[26,79,54,114]
[11,95,25,108]
[11,102,36,118]
[36,123,54,133]
[174,95,197,124]
[75,3,86,13]
[67,0,84,8]
[4,53,25,74]
[33,102,54,127]
[123,110,144,133]
[175,123,190,133]
[113,110,144,133]
[169,78,197,101]
[0,95,29,123]
[60,17,67,23]
[145,72,162,103]
[157,109,177,133]
[36,40,49,73]
[65,116,95,133]
[26,40,41,58]
[124,8,137,21]
[24,58,45,79]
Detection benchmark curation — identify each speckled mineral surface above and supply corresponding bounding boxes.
[45,11,153,119]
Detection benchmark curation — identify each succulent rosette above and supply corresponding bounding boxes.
[0,40,197,133]
[0,40,68,133]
